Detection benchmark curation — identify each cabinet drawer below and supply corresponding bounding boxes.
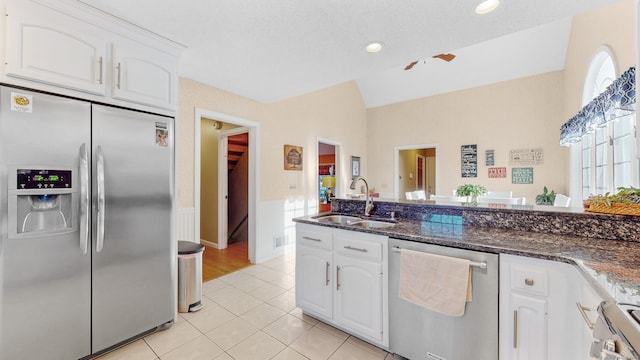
[334,236,382,261]
[298,229,332,250]
[511,264,548,296]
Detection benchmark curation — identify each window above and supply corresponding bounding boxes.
[578,48,637,199]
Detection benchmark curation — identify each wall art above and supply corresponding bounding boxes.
[461,144,477,178]
[284,144,303,170]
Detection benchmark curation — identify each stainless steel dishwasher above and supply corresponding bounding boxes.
[388,238,499,360]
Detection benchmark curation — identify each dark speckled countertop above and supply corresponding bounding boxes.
[294,209,640,305]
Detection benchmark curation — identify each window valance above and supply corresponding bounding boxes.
[560,66,636,146]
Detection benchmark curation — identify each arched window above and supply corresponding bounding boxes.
[578,48,637,199]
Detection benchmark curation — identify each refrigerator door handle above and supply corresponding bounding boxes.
[96,145,106,253]
[79,144,89,254]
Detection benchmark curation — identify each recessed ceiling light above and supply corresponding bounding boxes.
[365,41,384,53]
[475,0,500,15]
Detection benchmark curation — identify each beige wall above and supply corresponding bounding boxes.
[177,79,368,209]
[177,79,263,209]
[368,71,565,202]
[367,0,635,203]
[264,81,368,201]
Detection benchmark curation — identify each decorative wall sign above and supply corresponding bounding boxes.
[512,167,534,184]
[488,167,507,178]
[461,144,478,178]
[509,148,544,165]
[485,150,495,166]
[351,156,361,178]
[284,145,303,170]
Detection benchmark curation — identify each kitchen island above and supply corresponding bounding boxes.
[293,198,640,359]
[297,197,640,304]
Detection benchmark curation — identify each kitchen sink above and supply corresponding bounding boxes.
[313,214,362,224]
[349,220,397,228]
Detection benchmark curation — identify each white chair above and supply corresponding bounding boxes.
[477,197,521,205]
[485,191,512,198]
[406,190,427,200]
[430,195,469,202]
[413,190,427,200]
[553,194,571,207]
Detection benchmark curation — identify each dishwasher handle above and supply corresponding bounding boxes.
[391,246,488,270]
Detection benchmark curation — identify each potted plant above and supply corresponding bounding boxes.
[535,186,556,205]
[587,186,640,215]
[455,184,487,203]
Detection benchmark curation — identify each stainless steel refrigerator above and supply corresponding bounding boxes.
[0,86,176,359]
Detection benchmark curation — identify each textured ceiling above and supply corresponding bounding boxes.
[79,0,624,107]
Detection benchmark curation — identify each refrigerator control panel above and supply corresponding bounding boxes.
[17,169,72,189]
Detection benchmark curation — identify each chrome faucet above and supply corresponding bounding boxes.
[349,176,373,216]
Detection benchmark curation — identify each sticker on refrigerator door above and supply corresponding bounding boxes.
[10,93,33,113]
[155,122,168,147]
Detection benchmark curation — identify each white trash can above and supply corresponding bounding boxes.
[177,241,205,312]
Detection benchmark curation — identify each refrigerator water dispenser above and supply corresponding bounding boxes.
[8,168,77,237]
[19,194,69,232]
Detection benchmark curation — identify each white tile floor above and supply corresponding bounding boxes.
[96,251,394,360]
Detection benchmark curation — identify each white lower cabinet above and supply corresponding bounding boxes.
[510,293,548,359]
[297,244,333,319]
[577,277,604,359]
[295,223,388,348]
[500,254,585,360]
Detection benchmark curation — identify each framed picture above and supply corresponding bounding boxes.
[284,145,303,170]
[351,156,360,178]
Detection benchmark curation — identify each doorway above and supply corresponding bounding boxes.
[396,145,437,199]
[194,109,259,273]
[318,139,340,212]
[218,128,249,250]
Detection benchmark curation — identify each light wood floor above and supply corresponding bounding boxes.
[202,240,250,282]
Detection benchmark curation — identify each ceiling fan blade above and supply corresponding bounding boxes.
[404,61,419,71]
[432,53,456,62]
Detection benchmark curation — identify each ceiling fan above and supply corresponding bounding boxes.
[404,53,456,71]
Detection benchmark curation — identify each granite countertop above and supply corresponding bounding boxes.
[293,213,640,305]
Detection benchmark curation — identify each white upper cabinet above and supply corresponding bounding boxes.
[111,38,178,109]
[5,1,107,95]
[1,0,182,113]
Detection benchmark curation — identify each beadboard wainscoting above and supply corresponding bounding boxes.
[177,207,195,242]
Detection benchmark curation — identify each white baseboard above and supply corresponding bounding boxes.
[200,239,218,248]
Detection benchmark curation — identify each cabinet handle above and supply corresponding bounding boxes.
[302,236,322,242]
[336,266,341,291]
[524,278,535,286]
[576,302,595,330]
[513,310,518,349]
[116,62,122,89]
[97,56,103,85]
[325,261,330,286]
[344,245,368,252]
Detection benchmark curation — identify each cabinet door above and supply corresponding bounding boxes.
[296,245,333,319]
[511,293,548,360]
[5,1,107,95]
[577,282,603,359]
[334,253,383,342]
[111,39,177,110]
